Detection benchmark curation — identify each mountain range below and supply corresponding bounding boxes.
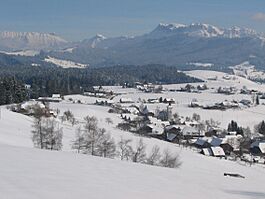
[1,23,265,70]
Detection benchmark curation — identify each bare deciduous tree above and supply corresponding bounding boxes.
[83,116,99,155]
[117,137,133,161]
[97,130,116,158]
[146,145,161,166]
[72,126,85,153]
[132,138,146,163]
[32,117,63,150]
[160,149,182,168]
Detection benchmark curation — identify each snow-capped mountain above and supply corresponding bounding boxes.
[2,23,265,70]
[44,22,265,69]
[81,34,107,48]
[148,23,225,38]
[0,31,68,51]
[149,23,264,39]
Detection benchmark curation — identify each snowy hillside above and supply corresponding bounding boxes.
[0,143,264,199]
[1,102,265,199]
[1,73,265,198]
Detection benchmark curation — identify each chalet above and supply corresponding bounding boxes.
[239,99,252,106]
[36,96,62,103]
[95,99,114,106]
[182,126,200,138]
[201,146,225,157]
[24,84,31,89]
[194,136,222,148]
[194,137,211,148]
[147,98,159,104]
[211,146,226,157]
[147,124,164,138]
[217,87,236,95]
[207,76,218,81]
[185,120,200,128]
[120,98,134,103]
[208,136,222,147]
[162,125,182,142]
[165,125,183,134]
[250,141,265,155]
[52,94,61,99]
[163,98,175,104]
[20,101,46,114]
[220,134,242,154]
[197,84,208,90]
[205,127,223,137]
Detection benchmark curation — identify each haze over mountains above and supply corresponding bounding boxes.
[1,23,265,70]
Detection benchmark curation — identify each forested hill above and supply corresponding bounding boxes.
[0,64,202,104]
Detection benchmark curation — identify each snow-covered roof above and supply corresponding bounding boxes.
[120,98,134,103]
[52,94,61,98]
[121,113,138,121]
[21,101,45,110]
[195,137,208,146]
[165,125,184,131]
[182,126,199,136]
[208,137,222,147]
[211,147,225,157]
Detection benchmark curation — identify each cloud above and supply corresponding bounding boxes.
[252,12,265,21]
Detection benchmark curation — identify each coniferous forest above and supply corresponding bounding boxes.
[0,64,202,105]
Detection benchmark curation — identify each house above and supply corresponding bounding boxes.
[20,101,46,114]
[163,98,175,104]
[24,84,31,89]
[182,126,200,138]
[164,125,183,142]
[194,137,211,148]
[194,136,222,149]
[207,76,218,81]
[250,141,265,155]
[211,146,226,157]
[201,147,225,157]
[147,98,159,104]
[208,136,222,147]
[147,124,164,139]
[220,134,242,154]
[52,94,61,99]
[239,99,252,106]
[165,125,183,135]
[120,98,134,103]
[201,148,213,156]
[95,99,114,106]
[37,94,62,103]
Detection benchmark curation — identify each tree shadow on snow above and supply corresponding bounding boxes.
[224,190,265,199]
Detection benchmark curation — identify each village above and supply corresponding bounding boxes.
[11,70,265,166]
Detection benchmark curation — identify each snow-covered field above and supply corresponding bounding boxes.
[0,50,39,56]
[1,69,265,198]
[1,142,265,199]
[100,70,265,130]
[44,56,88,68]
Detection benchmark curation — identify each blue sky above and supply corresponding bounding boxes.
[1,0,265,41]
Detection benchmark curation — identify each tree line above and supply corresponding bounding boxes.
[0,64,202,99]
